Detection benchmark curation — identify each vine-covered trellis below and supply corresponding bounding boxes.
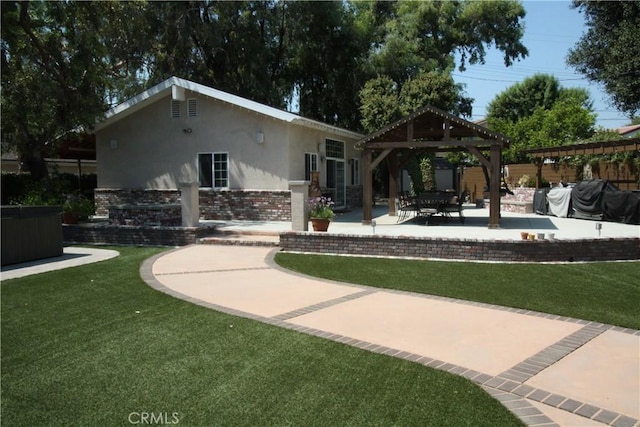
[524,138,640,188]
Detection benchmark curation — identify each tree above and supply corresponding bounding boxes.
[488,77,596,163]
[142,1,292,108]
[567,1,640,117]
[1,1,146,180]
[286,1,372,129]
[399,71,473,117]
[368,0,528,83]
[487,74,561,123]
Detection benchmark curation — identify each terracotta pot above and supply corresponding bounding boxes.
[310,217,330,232]
[520,231,529,240]
[62,212,79,224]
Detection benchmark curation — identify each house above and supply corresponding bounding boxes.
[2,133,96,176]
[94,77,363,221]
[617,124,640,138]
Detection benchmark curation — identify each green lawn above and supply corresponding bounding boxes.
[2,247,522,426]
[275,253,640,330]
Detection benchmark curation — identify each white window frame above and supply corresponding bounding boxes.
[304,152,318,181]
[198,152,229,189]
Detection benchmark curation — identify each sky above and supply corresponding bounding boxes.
[453,0,632,130]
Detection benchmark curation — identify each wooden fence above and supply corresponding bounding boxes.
[461,161,639,202]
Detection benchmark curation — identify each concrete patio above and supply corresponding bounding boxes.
[208,204,640,242]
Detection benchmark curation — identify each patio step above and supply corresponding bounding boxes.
[198,230,280,247]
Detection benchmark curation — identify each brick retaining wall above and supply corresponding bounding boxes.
[63,223,217,246]
[279,232,640,262]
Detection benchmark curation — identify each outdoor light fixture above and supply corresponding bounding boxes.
[256,131,264,144]
[595,222,602,237]
[183,128,192,134]
[371,219,376,235]
[109,139,118,150]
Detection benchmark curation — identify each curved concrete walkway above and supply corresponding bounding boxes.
[142,245,640,427]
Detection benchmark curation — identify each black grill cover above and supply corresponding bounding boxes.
[602,191,640,225]
[534,188,550,215]
[571,180,617,217]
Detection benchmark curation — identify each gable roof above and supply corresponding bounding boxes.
[355,104,510,151]
[95,76,363,139]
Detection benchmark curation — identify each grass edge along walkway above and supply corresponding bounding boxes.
[274,253,640,330]
[2,246,523,426]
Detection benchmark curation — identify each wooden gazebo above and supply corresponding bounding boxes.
[355,105,511,228]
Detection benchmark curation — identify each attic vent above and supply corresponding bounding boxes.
[187,98,197,118]
[171,100,181,118]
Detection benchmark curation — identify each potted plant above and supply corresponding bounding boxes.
[308,195,335,232]
[63,194,94,224]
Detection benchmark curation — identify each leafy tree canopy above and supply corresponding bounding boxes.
[487,75,596,163]
[567,0,640,117]
[369,0,528,83]
[2,0,529,181]
[1,1,147,180]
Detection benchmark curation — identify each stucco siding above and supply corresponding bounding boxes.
[97,92,291,190]
[97,94,197,189]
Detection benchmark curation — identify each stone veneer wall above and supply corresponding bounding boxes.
[95,189,179,216]
[487,188,536,214]
[63,223,217,246]
[199,190,290,221]
[279,232,640,262]
[347,185,363,209]
[95,189,291,221]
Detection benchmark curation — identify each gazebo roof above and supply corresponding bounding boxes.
[355,104,510,151]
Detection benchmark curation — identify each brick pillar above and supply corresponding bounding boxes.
[289,181,310,231]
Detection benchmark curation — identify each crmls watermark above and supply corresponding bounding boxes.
[128,412,180,425]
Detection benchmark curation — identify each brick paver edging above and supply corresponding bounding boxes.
[140,247,640,427]
[280,232,640,262]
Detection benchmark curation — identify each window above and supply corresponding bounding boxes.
[351,158,360,185]
[304,153,318,181]
[171,100,181,118]
[187,98,197,117]
[325,138,344,158]
[198,153,229,188]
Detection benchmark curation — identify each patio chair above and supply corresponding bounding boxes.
[441,194,465,223]
[397,191,418,222]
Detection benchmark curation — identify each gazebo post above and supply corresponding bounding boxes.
[489,143,501,229]
[387,153,398,217]
[362,149,373,224]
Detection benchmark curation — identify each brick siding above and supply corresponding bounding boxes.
[95,188,291,221]
[63,223,217,247]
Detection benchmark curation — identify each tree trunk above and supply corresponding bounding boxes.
[20,146,49,182]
